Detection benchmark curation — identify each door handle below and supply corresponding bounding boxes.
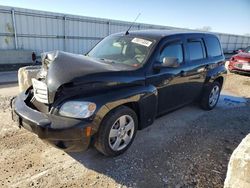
[180,70,187,77]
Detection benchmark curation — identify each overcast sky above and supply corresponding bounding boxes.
[0,0,249,35]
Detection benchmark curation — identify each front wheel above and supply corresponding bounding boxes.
[200,81,221,110]
[94,106,138,156]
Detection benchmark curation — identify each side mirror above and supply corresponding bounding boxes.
[154,57,179,69]
[237,49,243,53]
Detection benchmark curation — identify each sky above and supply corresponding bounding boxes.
[0,0,249,35]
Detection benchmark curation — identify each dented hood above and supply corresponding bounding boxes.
[41,51,127,93]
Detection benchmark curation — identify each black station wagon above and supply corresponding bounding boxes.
[12,30,227,156]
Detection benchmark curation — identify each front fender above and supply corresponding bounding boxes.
[84,85,158,132]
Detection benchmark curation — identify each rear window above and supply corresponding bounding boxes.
[205,36,222,57]
[188,41,205,61]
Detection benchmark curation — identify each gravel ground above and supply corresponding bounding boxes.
[0,73,250,188]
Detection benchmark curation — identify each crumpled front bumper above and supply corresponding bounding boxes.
[11,92,93,152]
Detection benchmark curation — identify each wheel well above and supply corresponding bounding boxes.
[214,76,224,86]
[123,102,142,129]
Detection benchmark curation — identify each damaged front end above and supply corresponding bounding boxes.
[11,50,111,151]
[11,85,94,151]
[11,91,92,151]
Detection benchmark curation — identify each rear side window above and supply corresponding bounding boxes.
[205,36,222,57]
[159,43,183,64]
[187,40,205,61]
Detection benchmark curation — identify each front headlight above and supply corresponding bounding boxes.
[237,59,248,63]
[59,101,96,118]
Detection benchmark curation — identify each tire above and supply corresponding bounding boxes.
[94,106,138,156]
[200,81,221,110]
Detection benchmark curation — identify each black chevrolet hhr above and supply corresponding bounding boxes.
[12,30,227,156]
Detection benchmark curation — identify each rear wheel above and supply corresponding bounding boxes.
[200,81,221,110]
[94,106,138,156]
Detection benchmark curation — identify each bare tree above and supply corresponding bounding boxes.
[196,26,212,32]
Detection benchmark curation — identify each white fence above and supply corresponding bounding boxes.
[1,5,250,54]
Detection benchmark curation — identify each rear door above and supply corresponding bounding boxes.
[182,35,210,102]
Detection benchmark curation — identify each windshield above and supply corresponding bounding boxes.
[244,46,250,53]
[87,35,155,67]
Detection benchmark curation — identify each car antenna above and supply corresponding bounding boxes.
[125,13,141,35]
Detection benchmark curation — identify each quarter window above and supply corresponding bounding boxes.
[188,41,205,61]
[159,43,183,64]
[205,36,222,57]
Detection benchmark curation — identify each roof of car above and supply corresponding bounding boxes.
[114,29,214,40]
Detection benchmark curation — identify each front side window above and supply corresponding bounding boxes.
[188,41,205,61]
[87,35,155,67]
[159,43,184,64]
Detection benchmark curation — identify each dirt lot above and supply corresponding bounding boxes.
[0,73,250,188]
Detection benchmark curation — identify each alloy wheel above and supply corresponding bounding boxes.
[108,115,135,151]
[209,85,220,107]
